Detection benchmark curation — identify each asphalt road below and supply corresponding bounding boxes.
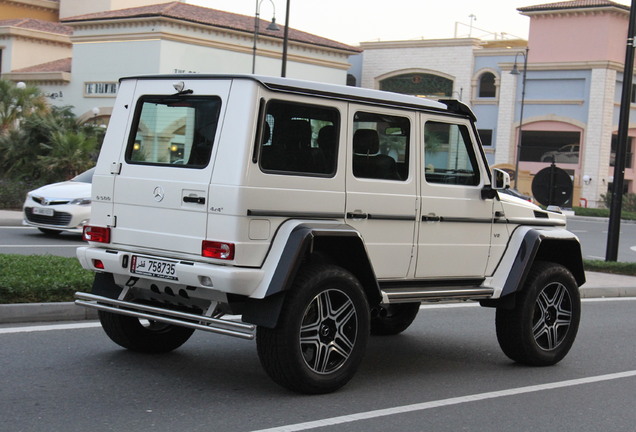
[2,299,635,432]
[566,217,636,262]
[0,226,84,258]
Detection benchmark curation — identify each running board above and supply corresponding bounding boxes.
[75,292,255,340]
[381,287,494,303]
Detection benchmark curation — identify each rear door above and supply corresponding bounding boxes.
[345,106,417,279]
[111,79,231,257]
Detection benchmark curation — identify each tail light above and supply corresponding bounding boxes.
[202,241,235,260]
[83,225,111,243]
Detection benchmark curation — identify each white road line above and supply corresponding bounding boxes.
[0,322,100,334]
[250,371,636,432]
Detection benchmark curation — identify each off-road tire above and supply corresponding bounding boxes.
[496,261,580,366]
[98,310,195,353]
[256,264,370,394]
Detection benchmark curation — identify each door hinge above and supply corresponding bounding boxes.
[110,162,122,175]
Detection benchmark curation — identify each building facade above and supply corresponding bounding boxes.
[1,0,359,124]
[359,0,635,208]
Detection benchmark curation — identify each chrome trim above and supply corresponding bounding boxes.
[382,287,494,303]
[75,292,255,340]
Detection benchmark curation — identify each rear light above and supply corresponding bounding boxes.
[92,259,105,270]
[83,225,111,243]
[202,241,235,260]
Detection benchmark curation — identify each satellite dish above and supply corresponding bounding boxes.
[531,164,573,207]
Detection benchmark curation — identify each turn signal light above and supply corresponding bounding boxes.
[83,225,111,243]
[202,241,235,260]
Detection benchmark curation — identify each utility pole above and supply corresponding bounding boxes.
[606,0,636,261]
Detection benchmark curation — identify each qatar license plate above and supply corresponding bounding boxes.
[131,255,178,280]
[33,207,54,217]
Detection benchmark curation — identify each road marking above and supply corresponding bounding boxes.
[250,370,636,432]
[0,322,100,334]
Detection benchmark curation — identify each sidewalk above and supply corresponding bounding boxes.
[0,209,23,226]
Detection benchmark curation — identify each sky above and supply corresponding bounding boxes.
[186,0,633,46]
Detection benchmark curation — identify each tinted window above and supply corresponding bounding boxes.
[352,112,409,181]
[126,96,222,168]
[259,100,339,176]
[424,121,480,186]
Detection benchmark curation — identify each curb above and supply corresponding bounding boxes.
[0,302,97,324]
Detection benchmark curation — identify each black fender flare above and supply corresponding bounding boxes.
[242,222,381,328]
[482,227,585,308]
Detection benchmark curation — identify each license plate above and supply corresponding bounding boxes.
[130,256,178,280]
[33,207,54,217]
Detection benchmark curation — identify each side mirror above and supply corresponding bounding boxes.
[492,168,511,190]
[481,168,510,200]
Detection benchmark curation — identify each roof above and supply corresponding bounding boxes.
[518,0,630,13]
[120,74,452,113]
[62,1,361,53]
[13,57,71,73]
[0,18,72,35]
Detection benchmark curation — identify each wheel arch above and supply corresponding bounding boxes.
[241,222,382,328]
[482,227,585,308]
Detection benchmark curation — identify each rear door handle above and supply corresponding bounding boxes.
[183,196,205,204]
[346,212,369,220]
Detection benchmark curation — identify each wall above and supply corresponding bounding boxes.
[360,39,479,97]
[527,11,628,64]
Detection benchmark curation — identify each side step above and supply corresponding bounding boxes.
[75,292,255,340]
[381,286,494,303]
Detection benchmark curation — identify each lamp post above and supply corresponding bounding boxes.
[281,0,290,77]
[510,47,529,189]
[252,0,280,74]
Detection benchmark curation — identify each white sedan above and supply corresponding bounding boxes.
[22,168,94,235]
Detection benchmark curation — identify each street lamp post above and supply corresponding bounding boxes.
[281,0,290,77]
[252,0,280,74]
[510,47,529,189]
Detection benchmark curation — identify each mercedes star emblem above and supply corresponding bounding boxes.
[153,186,165,202]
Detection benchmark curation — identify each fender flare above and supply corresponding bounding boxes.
[482,226,585,307]
[241,221,381,328]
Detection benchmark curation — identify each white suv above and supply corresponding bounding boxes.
[76,75,585,394]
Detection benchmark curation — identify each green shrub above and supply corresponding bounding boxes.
[0,254,93,303]
[0,179,45,210]
[584,259,636,276]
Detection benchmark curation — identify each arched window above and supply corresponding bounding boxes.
[380,73,453,98]
[478,72,496,98]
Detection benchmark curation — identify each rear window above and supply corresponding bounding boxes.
[258,100,339,176]
[126,96,222,168]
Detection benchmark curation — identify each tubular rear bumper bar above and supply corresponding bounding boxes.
[75,292,255,340]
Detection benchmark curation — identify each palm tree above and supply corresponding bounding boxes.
[0,79,48,134]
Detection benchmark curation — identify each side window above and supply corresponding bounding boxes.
[259,100,339,176]
[126,96,221,168]
[352,112,409,181]
[424,121,480,186]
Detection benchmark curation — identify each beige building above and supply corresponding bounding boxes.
[1,0,359,122]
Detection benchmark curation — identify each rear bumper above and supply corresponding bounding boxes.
[75,292,255,340]
[76,246,265,297]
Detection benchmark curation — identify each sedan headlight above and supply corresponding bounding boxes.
[69,197,92,205]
